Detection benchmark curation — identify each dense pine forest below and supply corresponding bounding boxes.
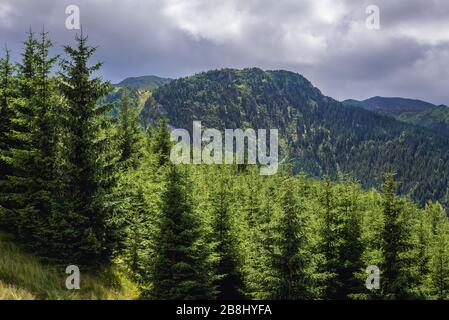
[143,68,449,208]
[2,31,449,300]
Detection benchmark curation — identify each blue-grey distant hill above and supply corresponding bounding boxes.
[343,96,449,136]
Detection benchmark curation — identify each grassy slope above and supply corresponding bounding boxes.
[0,232,139,300]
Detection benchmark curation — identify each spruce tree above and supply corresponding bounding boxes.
[243,174,278,299]
[149,117,171,167]
[18,29,38,98]
[2,30,40,237]
[4,30,64,256]
[2,30,62,247]
[335,180,364,299]
[381,173,410,299]
[121,185,152,283]
[57,32,119,264]
[272,175,311,299]
[426,203,449,299]
[113,154,160,287]
[0,47,16,228]
[149,164,215,299]
[319,177,340,298]
[210,166,244,299]
[416,208,431,298]
[29,30,62,251]
[116,87,144,169]
[0,47,14,180]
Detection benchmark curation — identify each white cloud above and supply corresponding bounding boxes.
[0,2,15,28]
[162,0,246,43]
[1,0,449,104]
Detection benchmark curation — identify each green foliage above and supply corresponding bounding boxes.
[144,68,449,209]
[116,87,145,169]
[53,32,120,265]
[344,97,449,137]
[3,32,449,301]
[380,173,416,299]
[318,177,365,299]
[397,106,449,137]
[0,30,63,254]
[2,30,120,266]
[0,47,16,228]
[272,175,313,299]
[147,164,216,299]
[149,117,171,166]
[424,203,449,299]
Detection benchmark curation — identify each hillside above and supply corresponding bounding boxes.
[114,75,172,90]
[107,75,173,117]
[343,96,436,116]
[142,68,449,207]
[0,232,138,300]
[343,97,449,136]
[397,105,449,136]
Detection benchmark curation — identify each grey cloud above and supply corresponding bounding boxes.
[1,0,449,104]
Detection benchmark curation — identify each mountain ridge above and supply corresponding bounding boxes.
[138,67,449,207]
[113,75,172,90]
[343,96,449,136]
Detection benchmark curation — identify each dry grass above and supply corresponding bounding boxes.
[0,232,139,300]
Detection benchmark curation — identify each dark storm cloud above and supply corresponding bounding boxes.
[1,0,449,104]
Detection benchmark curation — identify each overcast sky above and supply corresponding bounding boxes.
[1,0,449,104]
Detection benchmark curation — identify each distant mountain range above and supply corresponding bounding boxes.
[343,97,449,136]
[111,69,449,207]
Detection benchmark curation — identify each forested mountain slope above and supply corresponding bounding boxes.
[142,68,449,207]
[343,97,449,136]
[107,75,172,118]
[343,96,436,116]
[396,105,449,136]
[114,75,172,90]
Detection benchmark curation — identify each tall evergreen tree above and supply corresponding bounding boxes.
[318,177,340,298]
[272,175,311,299]
[210,166,244,299]
[415,207,431,298]
[2,30,61,248]
[121,184,152,283]
[335,180,364,299]
[149,164,215,299]
[116,87,144,169]
[426,203,449,299]
[28,30,62,251]
[0,47,14,179]
[2,31,39,236]
[381,173,410,299]
[4,29,64,255]
[57,32,119,264]
[243,174,278,299]
[149,117,171,167]
[0,47,16,227]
